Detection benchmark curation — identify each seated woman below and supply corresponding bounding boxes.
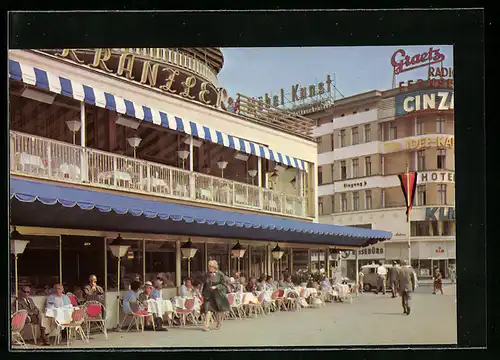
[180,278,194,297]
[256,276,267,291]
[246,277,257,293]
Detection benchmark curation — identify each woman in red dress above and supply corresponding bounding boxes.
[433,268,444,295]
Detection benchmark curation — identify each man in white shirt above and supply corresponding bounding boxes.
[376,262,388,295]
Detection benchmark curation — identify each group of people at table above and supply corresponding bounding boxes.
[13,275,104,346]
[13,261,349,344]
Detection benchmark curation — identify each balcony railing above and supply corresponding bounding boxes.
[10,131,310,219]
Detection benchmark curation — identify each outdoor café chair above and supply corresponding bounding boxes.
[126,301,155,332]
[174,298,197,327]
[227,293,243,320]
[84,301,107,339]
[55,306,89,347]
[247,292,266,317]
[11,310,28,348]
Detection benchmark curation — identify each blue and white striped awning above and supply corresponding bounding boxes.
[9,59,308,172]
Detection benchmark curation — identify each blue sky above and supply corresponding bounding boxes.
[217,45,453,101]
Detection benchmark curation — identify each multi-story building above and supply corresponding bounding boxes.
[309,80,455,282]
[8,48,390,335]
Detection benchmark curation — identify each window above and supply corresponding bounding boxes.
[352,158,359,178]
[353,192,360,211]
[411,221,439,237]
[341,161,347,180]
[438,184,447,205]
[417,185,427,206]
[341,193,348,212]
[340,129,346,147]
[389,121,397,140]
[318,166,323,185]
[331,196,335,214]
[442,221,456,236]
[365,157,372,176]
[365,108,370,111]
[365,190,372,210]
[318,197,324,215]
[331,164,334,182]
[437,149,446,169]
[352,127,359,145]
[416,118,425,136]
[417,150,426,171]
[330,134,334,150]
[364,124,371,142]
[437,116,445,134]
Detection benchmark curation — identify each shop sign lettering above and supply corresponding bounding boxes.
[425,207,456,221]
[419,172,455,184]
[343,180,367,189]
[391,47,446,75]
[405,137,454,149]
[47,49,229,110]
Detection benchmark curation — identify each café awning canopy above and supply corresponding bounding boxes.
[10,177,392,248]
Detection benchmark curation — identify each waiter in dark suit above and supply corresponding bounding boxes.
[17,286,50,345]
[397,260,417,315]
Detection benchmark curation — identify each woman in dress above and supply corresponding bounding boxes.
[433,268,444,295]
[202,260,230,331]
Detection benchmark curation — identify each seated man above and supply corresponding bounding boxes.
[151,280,163,300]
[45,283,71,309]
[44,283,72,340]
[17,285,50,345]
[256,276,267,291]
[122,280,141,315]
[83,274,104,302]
[137,281,167,331]
[179,278,193,297]
[266,276,276,291]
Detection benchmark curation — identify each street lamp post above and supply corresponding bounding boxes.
[181,239,198,278]
[271,243,285,282]
[108,234,130,331]
[231,241,246,273]
[10,227,30,312]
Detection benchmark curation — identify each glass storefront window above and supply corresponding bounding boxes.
[144,241,176,288]
[207,243,229,276]
[61,235,105,294]
[13,235,60,296]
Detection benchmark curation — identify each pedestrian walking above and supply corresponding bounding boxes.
[449,265,456,284]
[433,268,444,295]
[358,269,364,294]
[375,262,387,294]
[202,260,230,331]
[388,261,401,298]
[397,260,417,315]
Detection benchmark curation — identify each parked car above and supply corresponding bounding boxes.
[360,264,393,292]
[360,264,418,292]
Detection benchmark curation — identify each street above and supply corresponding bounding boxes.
[17,284,456,349]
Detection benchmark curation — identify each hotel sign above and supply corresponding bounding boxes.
[418,171,455,184]
[44,49,230,110]
[396,89,454,116]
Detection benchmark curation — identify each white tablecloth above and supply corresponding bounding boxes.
[99,171,132,182]
[335,284,350,298]
[19,153,45,168]
[242,292,258,305]
[142,177,168,188]
[59,163,81,176]
[199,188,212,198]
[171,296,201,312]
[45,306,75,324]
[146,299,173,317]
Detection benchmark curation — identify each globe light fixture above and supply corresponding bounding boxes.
[127,135,142,158]
[217,157,229,178]
[181,239,198,277]
[66,120,82,144]
[108,234,130,331]
[231,241,246,273]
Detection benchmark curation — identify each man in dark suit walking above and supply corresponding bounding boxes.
[397,260,417,315]
[17,286,50,345]
[388,261,401,298]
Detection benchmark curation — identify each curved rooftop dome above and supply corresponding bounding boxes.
[179,48,224,74]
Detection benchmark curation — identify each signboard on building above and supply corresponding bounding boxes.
[417,171,455,184]
[384,135,454,153]
[425,207,456,221]
[395,89,454,116]
[344,246,385,260]
[43,49,230,110]
[391,47,446,75]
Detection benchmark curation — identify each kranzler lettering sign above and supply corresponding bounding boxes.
[395,89,454,116]
[43,49,230,110]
